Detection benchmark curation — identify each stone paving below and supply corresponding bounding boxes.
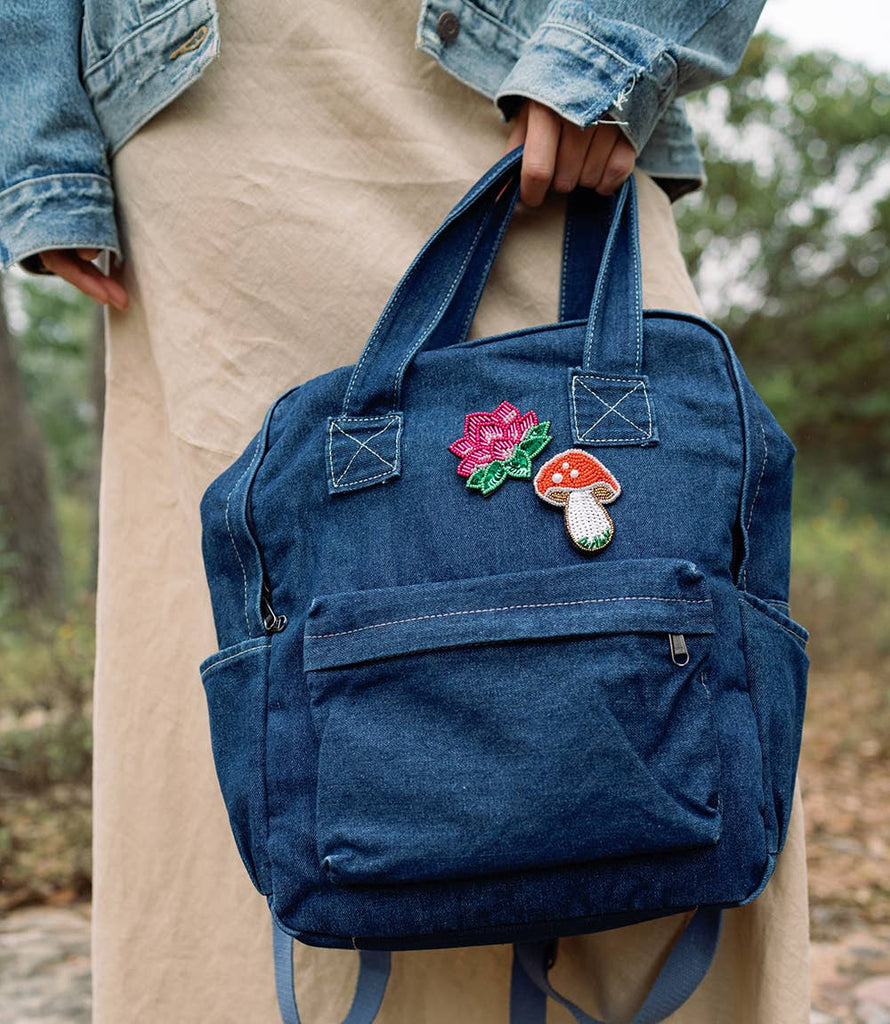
[2,905,890,1023]
[0,905,91,1024]
[810,927,890,1024]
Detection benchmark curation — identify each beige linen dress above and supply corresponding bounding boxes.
[94,0,811,1020]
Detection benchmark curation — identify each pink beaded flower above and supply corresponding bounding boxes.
[448,401,553,496]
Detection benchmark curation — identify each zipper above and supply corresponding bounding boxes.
[261,577,288,634]
[668,633,689,666]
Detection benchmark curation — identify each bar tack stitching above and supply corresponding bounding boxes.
[327,416,402,490]
[576,379,649,438]
[333,422,397,483]
[571,374,653,442]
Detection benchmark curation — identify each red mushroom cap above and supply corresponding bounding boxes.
[534,449,621,506]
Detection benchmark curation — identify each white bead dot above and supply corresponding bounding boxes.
[551,473,563,484]
[570,469,580,479]
[561,461,570,470]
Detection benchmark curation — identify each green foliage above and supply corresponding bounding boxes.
[677,33,890,510]
[0,718,92,791]
[790,506,890,669]
[0,276,99,907]
[0,597,95,714]
[14,280,101,496]
[0,788,92,908]
[0,528,17,623]
[0,600,94,908]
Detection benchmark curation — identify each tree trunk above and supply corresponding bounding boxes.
[0,285,63,615]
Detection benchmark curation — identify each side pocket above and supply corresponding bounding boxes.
[200,637,273,894]
[739,593,809,856]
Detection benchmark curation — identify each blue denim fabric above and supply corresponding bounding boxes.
[0,0,218,270]
[0,0,764,270]
[198,146,809,953]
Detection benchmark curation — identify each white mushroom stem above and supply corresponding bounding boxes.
[565,489,614,551]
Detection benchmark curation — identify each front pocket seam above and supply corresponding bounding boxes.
[306,595,710,641]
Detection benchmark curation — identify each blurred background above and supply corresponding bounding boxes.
[0,5,888,1022]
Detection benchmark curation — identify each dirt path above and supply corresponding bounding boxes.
[801,669,890,941]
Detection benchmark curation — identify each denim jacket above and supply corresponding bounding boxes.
[0,0,764,271]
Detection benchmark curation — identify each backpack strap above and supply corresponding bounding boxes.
[559,186,614,324]
[510,907,723,1024]
[272,915,391,1024]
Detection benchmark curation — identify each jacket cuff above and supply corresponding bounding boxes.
[635,100,706,201]
[0,173,121,272]
[494,7,677,155]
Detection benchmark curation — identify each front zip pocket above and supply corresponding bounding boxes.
[303,558,722,886]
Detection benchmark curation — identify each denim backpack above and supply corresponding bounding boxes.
[198,146,809,1024]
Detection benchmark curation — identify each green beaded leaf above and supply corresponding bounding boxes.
[518,421,553,458]
[480,461,508,495]
[466,466,488,490]
[503,448,532,478]
[524,421,552,440]
[518,435,551,458]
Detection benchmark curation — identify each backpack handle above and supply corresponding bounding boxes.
[425,164,624,353]
[339,145,643,420]
[326,147,647,494]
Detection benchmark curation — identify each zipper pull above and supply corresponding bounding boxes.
[261,579,288,634]
[669,634,689,666]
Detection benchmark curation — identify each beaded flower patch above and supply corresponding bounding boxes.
[449,401,553,496]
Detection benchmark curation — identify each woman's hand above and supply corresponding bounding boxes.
[35,248,129,311]
[504,100,637,207]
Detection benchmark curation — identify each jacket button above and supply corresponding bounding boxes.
[436,10,461,44]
